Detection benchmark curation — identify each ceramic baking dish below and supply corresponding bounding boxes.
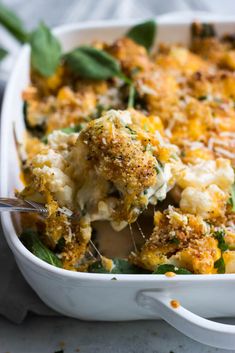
[1,13,235,349]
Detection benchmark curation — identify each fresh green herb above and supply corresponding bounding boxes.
[23,101,46,137]
[169,236,180,245]
[0,3,29,43]
[144,143,154,153]
[155,161,163,175]
[126,19,157,51]
[213,229,228,274]
[130,67,140,77]
[0,46,8,61]
[0,4,61,76]
[89,258,148,274]
[54,237,66,253]
[213,229,228,252]
[229,183,235,212]
[153,264,192,275]
[214,257,226,274]
[64,46,125,81]
[59,125,83,134]
[200,23,216,38]
[198,95,208,101]
[125,125,136,135]
[23,101,28,120]
[21,229,62,268]
[192,22,216,39]
[30,22,61,77]
[127,83,136,108]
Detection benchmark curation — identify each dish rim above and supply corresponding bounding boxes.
[1,16,235,283]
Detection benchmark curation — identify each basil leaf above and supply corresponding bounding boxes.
[64,46,123,80]
[29,22,61,77]
[0,46,7,61]
[213,229,228,252]
[0,3,28,43]
[126,20,156,51]
[21,229,62,268]
[214,257,225,274]
[89,258,147,274]
[154,264,192,275]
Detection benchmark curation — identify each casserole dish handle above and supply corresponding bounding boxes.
[137,290,235,349]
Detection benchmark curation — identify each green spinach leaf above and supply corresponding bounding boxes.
[126,20,156,51]
[213,229,228,252]
[64,46,124,81]
[153,264,192,275]
[0,3,28,43]
[29,22,61,77]
[214,257,225,274]
[213,229,228,274]
[89,258,147,274]
[21,229,62,268]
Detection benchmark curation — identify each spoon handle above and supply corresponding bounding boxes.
[0,197,48,214]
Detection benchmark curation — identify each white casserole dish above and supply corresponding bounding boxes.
[1,13,235,349]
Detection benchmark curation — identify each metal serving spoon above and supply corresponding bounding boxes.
[0,197,48,215]
[0,197,79,219]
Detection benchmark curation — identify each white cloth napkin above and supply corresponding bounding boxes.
[1,1,235,323]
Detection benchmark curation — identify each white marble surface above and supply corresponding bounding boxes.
[0,315,235,353]
[1,1,235,352]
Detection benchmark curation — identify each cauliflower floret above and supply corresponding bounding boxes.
[33,166,74,207]
[176,237,221,274]
[178,158,234,192]
[130,206,211,272]
[71,110,183,226]
[47,130,79,152]
[180,184,227,219]
[69,109,158,225]
[33,149,66,170]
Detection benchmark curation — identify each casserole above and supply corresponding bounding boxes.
[1,13,235,349]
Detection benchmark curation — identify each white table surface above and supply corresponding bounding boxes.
[1,1,235,352]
